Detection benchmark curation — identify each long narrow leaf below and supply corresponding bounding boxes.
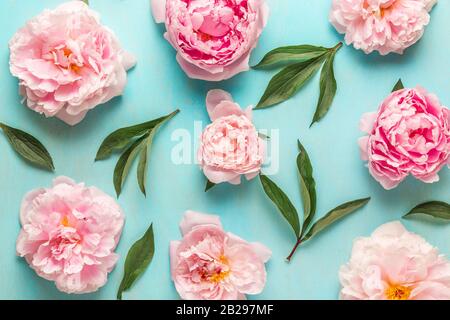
[96,110,179,161]
[311,50,337,126]
[297,140,317,236]
[113,134,148,197]
[117,224,155,300]
[303,198,370,242]
[260,175,301,237]
[253,45,328,69]
[403,201,450,221]
[0,123,54,171]
[255,56,326,109]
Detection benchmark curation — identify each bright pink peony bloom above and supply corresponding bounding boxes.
[359,87,450,189]
[16,177,125,294]
[198,89,265,185]
[340,221,450,300]
[329,0,437,55]
[170,211,271,300]
[9,1,136,125]
[151,0,269,81]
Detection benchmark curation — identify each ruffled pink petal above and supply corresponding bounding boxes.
[122,51,137,71]
[179,211,222,236]
[55,108,88,126]
[359,112,377,133]
[150,0,166,23]
[208,101,245,121]
[358,136,369,161]
[250,242,272,263]
[203,165,241,184]
[206,89,234,120]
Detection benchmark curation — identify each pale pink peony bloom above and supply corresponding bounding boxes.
[359,87,450,189]
[151,0,269,81]
[198,89,265,185]
[170,211,271,300]
[9,1,136,125]
[340,221,450,300]
[329,0,437,55]
[16,177,125,294]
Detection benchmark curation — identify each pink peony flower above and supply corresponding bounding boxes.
[170,211,271,300]
[16,177,125,294]
[151,0,269,81]
[359,87,450,189]
[329,0,437,55]
[9,1,136,125]
[198,89,265,185]
[340,221,450,300]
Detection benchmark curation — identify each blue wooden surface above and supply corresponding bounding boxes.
[0,0,449,299]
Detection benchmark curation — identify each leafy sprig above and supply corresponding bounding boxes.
[260,140,370,261]
[254,42,343,127]
[96,109,179,197]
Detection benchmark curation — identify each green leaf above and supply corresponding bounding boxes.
[260,174,301,237]
[137,143,148,196]
[310,50,337,126]
[82,0,89,5]
[96,110,179,161]
[253,45,328,69]
[205,180,216,192]
[117,224,155,300]
[392,79,404,92]
[297,140,317,236]
[303,197,370,242]
[255,56,326,109]
[403,201,450,221]
[114,134,148,197]
[0,123,54,171]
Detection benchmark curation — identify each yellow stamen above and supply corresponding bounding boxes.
[63,48,72,57]
[208,255,230,283]
[60,216,71,227]
[70,64,81,73]
[385,285,412,300]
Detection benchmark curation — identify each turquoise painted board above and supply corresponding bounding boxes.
[0,0,449,299]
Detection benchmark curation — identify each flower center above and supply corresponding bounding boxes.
[207,255,230,283]
[60,215,71,227]
[363,0,397,18]
[48,46,83,73]
[385,285,412,300]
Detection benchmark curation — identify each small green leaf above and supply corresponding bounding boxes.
[82,0,89,5]
[403,201,450,221]
[258,132,270,140]
[260,174,301,237]
[96,110,179,161]
[303,197,370,242]
[137,143,148,196]
[117,224,155,300]
[310,50,338,126]
[255,56,326,109]
[0,123,54,171]
[114,134,148,197]
[297,140,317,236]
[392,79,404,92]
[205,180,216,192]
[253,45,328,69]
